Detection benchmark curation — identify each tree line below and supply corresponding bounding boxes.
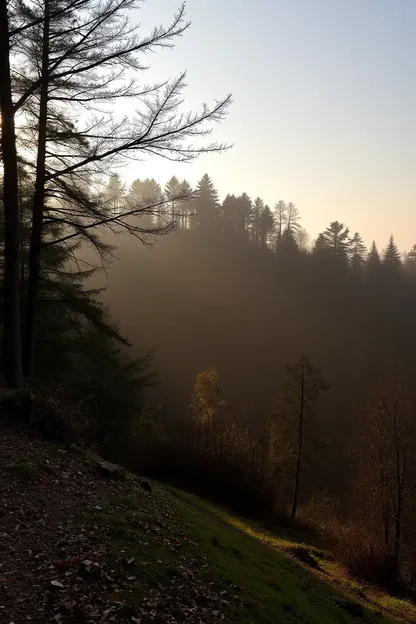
[104,171,416,274]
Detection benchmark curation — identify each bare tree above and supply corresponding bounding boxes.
[273,200,287,242]
[286,202,300,234]
[351,383,416,579]
[281,355,328,518]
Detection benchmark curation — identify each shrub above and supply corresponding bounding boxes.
[325,516,398,588]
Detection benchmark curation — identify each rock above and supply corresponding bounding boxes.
[138,478,152,494]
[51,580,64,589]
[333,597,364,618]
[97,461,125,480]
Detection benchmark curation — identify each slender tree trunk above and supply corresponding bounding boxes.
[0,0,23,388]
[23,0,50,378]
[291,376,305,518]
[394,495,402,573]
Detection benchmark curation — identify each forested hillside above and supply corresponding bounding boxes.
[95,172,416,434]
[2,0,416,616]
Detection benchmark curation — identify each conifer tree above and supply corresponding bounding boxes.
[322,221,350,258]
[383,235,401,267]
[349,232,367,271]
[2,0,230,378]
[249,198,265,246]
[190,174,221,231]
[366,240,382,281]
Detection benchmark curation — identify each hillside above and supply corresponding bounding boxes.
[0,424,414,624]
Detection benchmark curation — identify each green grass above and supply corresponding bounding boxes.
[92,483,415,623]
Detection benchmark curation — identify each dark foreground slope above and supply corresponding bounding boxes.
[0,425,413,623]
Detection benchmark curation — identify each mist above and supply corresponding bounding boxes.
[85,174,416,500]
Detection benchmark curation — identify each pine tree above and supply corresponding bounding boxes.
[222,194,239,233]
[383,235,401,267]
[2,168,154,447]
[366,241,382,280]
[259,205,275,248]
[190,174,220,231]
[165,176,182,226]
[104,174,125,216]
[0,0,23,387]
[236,193,252,237]
[349,232,367,271]
[249,198,265,246]
[179,180,193,230]
[313,233,327,253]
[125,179,151,228]
[277,229,299,258]
[6,0,230,378]
[322,221,350,257]
[404,244,416,275]
[222,193,251,237]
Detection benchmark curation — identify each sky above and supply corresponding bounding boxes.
[122,0,416,251]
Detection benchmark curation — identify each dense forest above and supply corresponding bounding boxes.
[2,0,416,604]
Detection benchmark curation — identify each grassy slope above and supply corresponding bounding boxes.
[95,481,416,624]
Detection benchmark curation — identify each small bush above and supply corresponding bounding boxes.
[325,517,398,588]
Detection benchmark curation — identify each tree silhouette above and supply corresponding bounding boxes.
[286,202,300,234]
[349,232,367,271]
[383,235,401,267]
[190,174,221,231]
[3,0,231,380]
[274,200,287,242]
[165,176,182,226]
[179,180,193,229]
[366,240,381,278]
[104,174,125,216]
[222,193,252,238]
[404,244,416,275]
[249,197,265,246]
[259,205,275,248]
[0,0,23,387]
[279,355,329,519]
[322,221,350,258]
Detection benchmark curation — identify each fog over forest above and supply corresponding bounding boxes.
[84,173,416,495]
[3,0,416,609]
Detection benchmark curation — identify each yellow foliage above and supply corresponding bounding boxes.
[190,367,223,425]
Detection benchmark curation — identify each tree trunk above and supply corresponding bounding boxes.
[0,0,23,388]
[291,376,305,519]
[394,497,402,573]
[23,0,50,378]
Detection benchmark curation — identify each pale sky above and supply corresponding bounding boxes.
[123,0,416,251]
